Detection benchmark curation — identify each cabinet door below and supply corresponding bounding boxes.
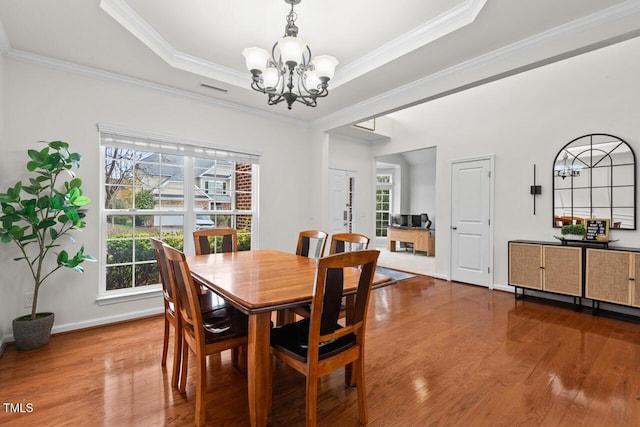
[633,253,640,308]
[509,243,542,290]
[415,231,428,252]
[586,249,632,305]
[543,246,582,296]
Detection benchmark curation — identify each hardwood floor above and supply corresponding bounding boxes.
[2,275,640,426]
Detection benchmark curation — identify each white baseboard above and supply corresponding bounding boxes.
[1,307,164,345]
[492,283,514,293]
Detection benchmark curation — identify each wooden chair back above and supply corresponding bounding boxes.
[164,245,201,340]
[151,238,173,304]
[311,250,379,344]
[329,232,370,254]
[193,228,237,255]
[163,244,248,426]
[296,230,328,258]
[151,238,182,387]
[270,249,380,426]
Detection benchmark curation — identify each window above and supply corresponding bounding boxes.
[376,174,392,237]
[100,128,259,300]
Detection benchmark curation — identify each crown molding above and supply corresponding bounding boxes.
[4,47,307,127]
[312,0,640,129]
[100,0,486,91]
[99,0,248,87]
[331,0,486,88]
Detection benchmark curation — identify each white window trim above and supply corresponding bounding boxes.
[97,124,260,302]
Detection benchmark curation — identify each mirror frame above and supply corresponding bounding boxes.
[552,133,636,230]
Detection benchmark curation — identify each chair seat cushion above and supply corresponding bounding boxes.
[199,290,228,314]
[200,308,248,343]
[270,318,356,361]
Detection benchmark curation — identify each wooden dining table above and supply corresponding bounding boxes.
[186,249,390,427]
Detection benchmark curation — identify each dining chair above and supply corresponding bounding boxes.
[163,244,249,427]
[150,237,182,388]
[291,232,369,323]
[192,228,237,306]
[151,238,231,388]
[193,228,237,255]
[270,249,380,427]
[329,232,370,254]
[279,230,329,325]
[296,230,328,258]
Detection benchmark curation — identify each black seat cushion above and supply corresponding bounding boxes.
[198,290,228,314]
[270,318,356,362]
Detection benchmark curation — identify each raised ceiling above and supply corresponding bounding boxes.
[1,0,640,127]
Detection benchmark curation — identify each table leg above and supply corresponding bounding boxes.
[248,312,272,427]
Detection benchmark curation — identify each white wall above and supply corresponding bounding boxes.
[372,36,640,286]
[408,149,437,225]
[0,58,313,340]
[376,153,410,215]
[327,134,376,239]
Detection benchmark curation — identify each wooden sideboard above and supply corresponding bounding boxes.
[387,227,435,256]
[509,240,640,316]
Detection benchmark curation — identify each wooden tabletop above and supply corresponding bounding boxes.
[187,249,390,314]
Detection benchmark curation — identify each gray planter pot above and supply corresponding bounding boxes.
[12,312,55,350]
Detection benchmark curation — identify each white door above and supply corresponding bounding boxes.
[329,169,353,235]
[450,158,493,287]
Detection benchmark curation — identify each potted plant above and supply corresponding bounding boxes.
[561,223,586,240]
[0,141,95,350]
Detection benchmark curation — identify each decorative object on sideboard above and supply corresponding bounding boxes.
[0,141,95,350]
[584,218,610,242]
[242,0,338,110]
[560,223,585,240]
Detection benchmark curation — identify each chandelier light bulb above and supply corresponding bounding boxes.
[304,70,321,93]
[242,47,270,74]
[277,36,307,67]
[263,67,280,90]
[312,55,338,80]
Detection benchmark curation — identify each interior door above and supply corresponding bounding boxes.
[450,158,492,287]
[329,169,353,235]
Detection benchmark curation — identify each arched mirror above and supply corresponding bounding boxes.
[553,133,636,230]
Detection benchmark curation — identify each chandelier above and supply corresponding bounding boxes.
[554,151,581,179]
[242,0,338,110]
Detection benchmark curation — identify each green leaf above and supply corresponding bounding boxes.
[49,228,59,240]
[49,141,69,150]
[27,149,43,162]
[67,187,80,201]
[69,178,82,189]
[19,233,37,242]
[63,206,79,223]
[50,197,62,210]
[73,196,91,207]
[57,250,69,264]
[37,219,57,229]
[37,196,51,209]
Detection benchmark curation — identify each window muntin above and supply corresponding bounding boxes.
[101,132,258,295]
[376,188,391,237]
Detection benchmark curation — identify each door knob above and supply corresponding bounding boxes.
[451,226,457,230]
